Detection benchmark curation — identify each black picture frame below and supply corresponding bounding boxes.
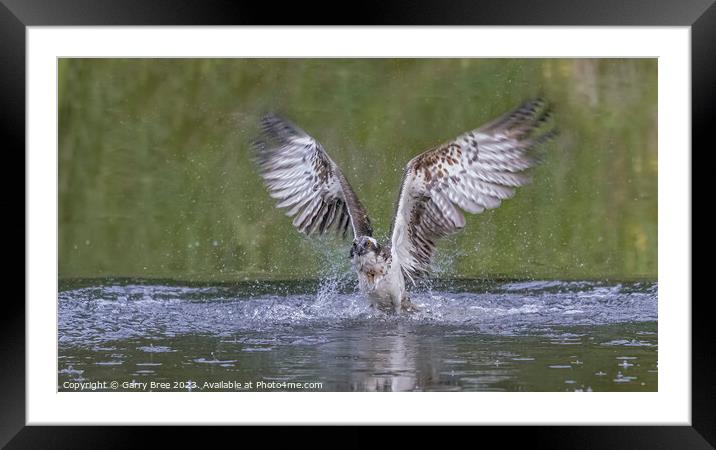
[7,0,708,447]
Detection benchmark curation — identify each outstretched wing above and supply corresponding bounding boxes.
[253,114,373,238]
[389,98,556,280]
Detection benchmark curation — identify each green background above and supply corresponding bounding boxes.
[58,58,657,282]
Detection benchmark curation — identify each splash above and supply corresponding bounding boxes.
[58,279,657,347]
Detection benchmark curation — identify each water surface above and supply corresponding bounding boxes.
[58,278,657,392]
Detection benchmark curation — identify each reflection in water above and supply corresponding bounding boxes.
[337,323,420,392]
[58,279,657,392]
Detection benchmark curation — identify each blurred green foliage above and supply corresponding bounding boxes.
[59,58,657,281]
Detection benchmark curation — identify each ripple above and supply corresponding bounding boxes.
[600,339,655,347]
[193,358,238,364]
[137,345,177,353]
[58,279,657,347]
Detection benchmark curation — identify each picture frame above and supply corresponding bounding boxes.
[8,0,708,446]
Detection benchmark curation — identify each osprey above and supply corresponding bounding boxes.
[253,99,555,313]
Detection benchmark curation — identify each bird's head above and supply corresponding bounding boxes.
[350,236,380,258]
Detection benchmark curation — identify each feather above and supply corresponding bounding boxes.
[253,114,373,238]
[389,99,556,278]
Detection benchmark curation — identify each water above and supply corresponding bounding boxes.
[58,59,658,390]
[58,278,657,392]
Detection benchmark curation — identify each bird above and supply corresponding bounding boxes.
[253,98,556,314]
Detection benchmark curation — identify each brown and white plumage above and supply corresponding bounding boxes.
[390,98,556,281]
[254,114,373,238]
[253,99,555,313]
